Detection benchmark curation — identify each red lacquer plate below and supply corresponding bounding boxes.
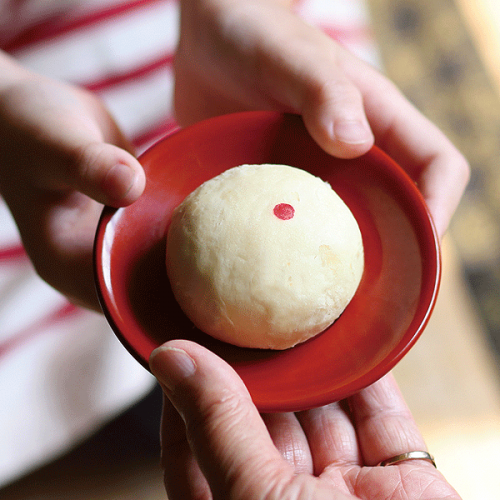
[94,111,440,412]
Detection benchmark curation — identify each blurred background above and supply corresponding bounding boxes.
[370,0,500,498]
[2,0,500,498]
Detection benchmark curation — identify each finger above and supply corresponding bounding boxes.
[296,401,361,475]
[160,393,211,500]
[53,90,145,205]
[371,99,469,238]
[297,63,374,159]
[175,2,374,159]
[347,373,430,467]
[149,340,293,500]
[344,58,470,237]
[408,134,469,239]
[61,141,146,207]
[261,412,313,474]
[260,16,375,158]
[1,78,146,207]
[0,183,103,309]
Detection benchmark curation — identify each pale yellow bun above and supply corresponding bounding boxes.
[166,164,364,349]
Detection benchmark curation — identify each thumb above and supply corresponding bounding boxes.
[31,105,146,206]
[149,340,292,500]
[299,69,374,160]
[57,140,146,207]
[1,77,146,207]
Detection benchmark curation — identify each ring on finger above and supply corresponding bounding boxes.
[377,451,436,468]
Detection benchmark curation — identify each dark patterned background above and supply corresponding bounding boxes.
[368,0,500,364]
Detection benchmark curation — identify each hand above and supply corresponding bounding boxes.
[150,339,462,500]
[175,0,469,237]
[0,52,145,310]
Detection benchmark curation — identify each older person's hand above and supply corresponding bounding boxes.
[150,339,462,500]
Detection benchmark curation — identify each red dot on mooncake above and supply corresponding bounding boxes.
[273,203,295,220]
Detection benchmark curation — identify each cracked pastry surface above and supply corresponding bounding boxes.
[166,164,364,349]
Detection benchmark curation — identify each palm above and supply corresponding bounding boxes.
[259,395,461,500]
[330,464,458,500]
[156,344,462,500]
[260,463,459,500]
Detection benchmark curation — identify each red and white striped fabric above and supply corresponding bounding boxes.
[0,0,379,487]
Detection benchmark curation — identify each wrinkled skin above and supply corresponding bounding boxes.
[151,340,462,500]
[0,2,467,498]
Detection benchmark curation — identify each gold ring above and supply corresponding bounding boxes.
[377,451,436,468]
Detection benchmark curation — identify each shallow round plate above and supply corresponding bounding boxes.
[94,111,440,412]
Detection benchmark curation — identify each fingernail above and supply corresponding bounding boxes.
[334,120,372,145]
[150,346,197,392]
[103,163,137,200]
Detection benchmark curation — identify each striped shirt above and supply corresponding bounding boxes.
[0,0,378,486]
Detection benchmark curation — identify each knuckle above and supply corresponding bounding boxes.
[307,75,363,111]
[186,388,252,440]
[69,142,106,187]
[201,388,248,426]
